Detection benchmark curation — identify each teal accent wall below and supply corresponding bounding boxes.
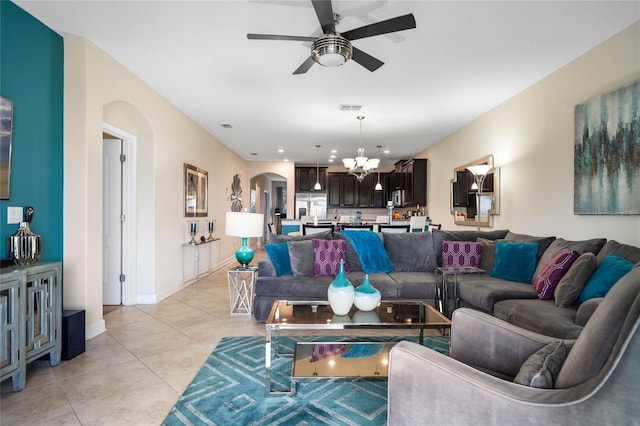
[0,2,64,261]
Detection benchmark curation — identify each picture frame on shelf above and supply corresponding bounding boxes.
[184,163,208,217]
[1,96,14,200]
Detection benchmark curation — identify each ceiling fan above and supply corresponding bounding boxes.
[247,0,416,74]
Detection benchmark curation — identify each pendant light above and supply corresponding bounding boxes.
[374,145,383,191]
[314,144,322,190]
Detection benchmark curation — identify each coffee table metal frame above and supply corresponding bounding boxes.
[264,299,451,395]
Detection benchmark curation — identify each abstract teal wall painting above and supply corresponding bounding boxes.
[574,80,640,215]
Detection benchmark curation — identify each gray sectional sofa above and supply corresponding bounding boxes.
[255,229,640,340]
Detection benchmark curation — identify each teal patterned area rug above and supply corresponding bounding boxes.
[163,335,449,426]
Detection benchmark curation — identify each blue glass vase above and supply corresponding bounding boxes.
[327,259,354,316]
[354,274,381,311]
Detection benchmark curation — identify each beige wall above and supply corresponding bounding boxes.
[64,36,249,337]
[421,22,640,246]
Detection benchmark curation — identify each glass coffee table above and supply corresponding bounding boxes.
[264,300,451,394]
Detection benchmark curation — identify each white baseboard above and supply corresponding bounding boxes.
[86,319,106,340]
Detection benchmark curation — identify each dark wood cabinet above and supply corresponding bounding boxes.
[327,173,358,207]
[389,159,427,207]
[357,173,388,207]
[453,170,471,207]
[295,167,327,192]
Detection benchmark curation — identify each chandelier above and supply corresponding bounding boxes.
[342,116,380,182]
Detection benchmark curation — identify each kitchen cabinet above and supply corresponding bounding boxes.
[358,173,388,208]
[295,167,327,192]
[389,159,427,207]
[327,173,358,207]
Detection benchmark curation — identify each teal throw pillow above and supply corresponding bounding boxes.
[490,241,539,283]
[578,253,633,303]
[264,243,291,276]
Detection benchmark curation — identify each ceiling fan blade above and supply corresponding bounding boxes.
[351,47,384,72]
[341,13,416,41]
[293,56,316,74]
[247,33,317,42]
[311,0,336,34]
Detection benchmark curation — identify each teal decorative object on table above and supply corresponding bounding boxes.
[354,274,382,311]
[327,258,354,315]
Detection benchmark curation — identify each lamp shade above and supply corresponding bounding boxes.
[466,164,493,176]
[225,212,264,238]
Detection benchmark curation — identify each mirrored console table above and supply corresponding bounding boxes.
[0,262,62,391]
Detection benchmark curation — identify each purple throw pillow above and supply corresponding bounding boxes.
[313,239,348,276]
[442,241,483,268]
[533,249,580,299]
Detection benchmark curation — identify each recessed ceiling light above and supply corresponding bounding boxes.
[330,155,336,158]
[221,124,232,128]
[277,148,284,153]
[328,159,334,162]
[383,149,390,154]
[331,149,337,153]
[284,158,289,162]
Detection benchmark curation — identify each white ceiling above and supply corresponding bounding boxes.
[15,1,640,167]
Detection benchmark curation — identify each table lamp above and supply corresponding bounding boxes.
[225,211,264,267]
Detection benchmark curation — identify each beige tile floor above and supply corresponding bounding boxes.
[0,263,265,426]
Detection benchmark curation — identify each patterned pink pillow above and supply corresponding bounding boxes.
[310,344,346,362]
[313,239,348,276]
[533,249,580,299]
[442,241,482,268]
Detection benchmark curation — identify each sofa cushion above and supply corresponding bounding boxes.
[254,275,334,298]
[533,249,580,299]
[432,229,509,266]
[555,252,597,308]
[491,241,539,283]
[287,240,314,276]
[264,243,292,276]
[456,274,538,312]
[333,233,362,272]
[514,341,567,388]
[442,241,482,268]
[503,231,555,263]
[477,237,498,273]
[384,232,437,272]
[494,299,582,339]
[313,239,348,276]
[533,237,607,278]
[578,254,634,303]
[388,272,438,299]
[596,240,640,265]
[272,230,333,244]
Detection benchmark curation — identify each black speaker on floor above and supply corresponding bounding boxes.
[62,309,85,360]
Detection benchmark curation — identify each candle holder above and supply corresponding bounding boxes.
[189,221,198,245]
[207,220,216,241]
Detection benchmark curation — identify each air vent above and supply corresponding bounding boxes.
[221,124,233,128]
[339,104,363,111]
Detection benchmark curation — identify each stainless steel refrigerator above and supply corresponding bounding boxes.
[295,193,328,220]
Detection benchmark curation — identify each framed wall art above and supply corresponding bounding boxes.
[184,163,208,217]
[1,96,13,199]
[574,79,640,215]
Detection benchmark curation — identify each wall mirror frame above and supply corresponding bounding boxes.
[450,155,500,228]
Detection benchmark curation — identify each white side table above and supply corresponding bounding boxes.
[227,266,258,314]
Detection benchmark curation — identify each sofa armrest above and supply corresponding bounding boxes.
[257,258,277,277]
[575,298,603,326]
[450,308,572,377]
[388,341,594,425]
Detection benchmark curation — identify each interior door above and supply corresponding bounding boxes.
[103,138,122,305]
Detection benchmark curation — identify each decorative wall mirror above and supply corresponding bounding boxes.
[450,155,500,228]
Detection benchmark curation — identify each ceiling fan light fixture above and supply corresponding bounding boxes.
[311,35,352,67]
